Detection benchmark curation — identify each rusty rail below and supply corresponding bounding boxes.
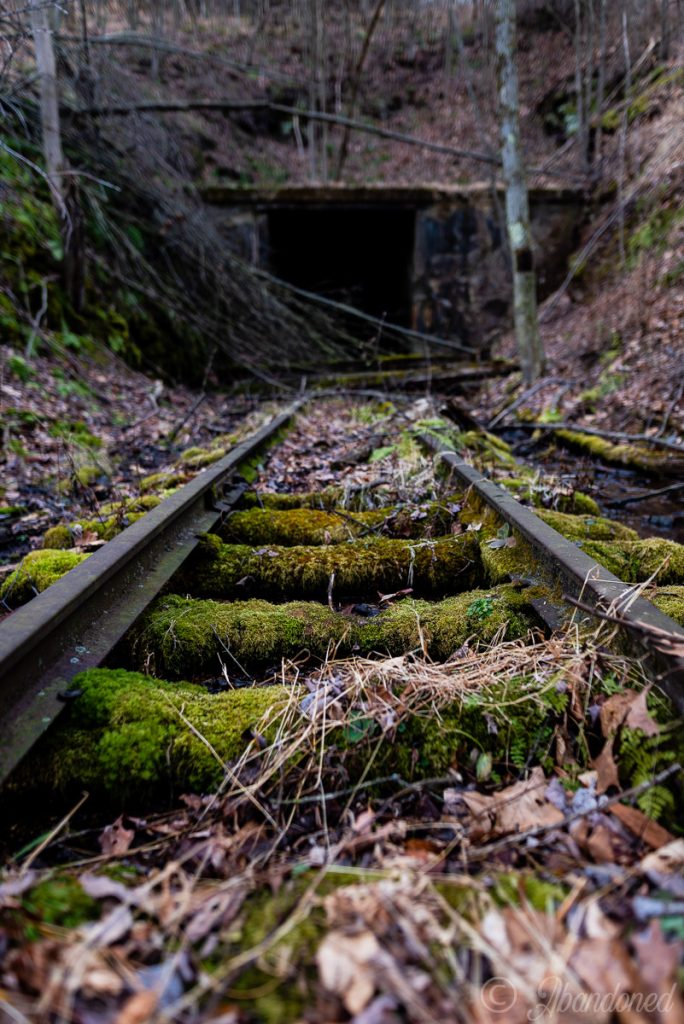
[421,434,684,710]
[0,403,301,784]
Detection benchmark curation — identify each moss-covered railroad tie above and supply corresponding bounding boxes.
[177,531,482,600]
[219,496,462,546]
[132,586,541,678]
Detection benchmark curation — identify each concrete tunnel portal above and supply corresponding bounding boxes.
[202,184,585,351]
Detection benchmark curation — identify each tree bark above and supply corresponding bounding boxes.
[661,0,670,59]
[29,0,84,311]
[495,0,544,385]
[29,0,65,200]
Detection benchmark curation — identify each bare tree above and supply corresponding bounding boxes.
[495,0,544,384]
[29,0,84,309]
[29,0,65,199]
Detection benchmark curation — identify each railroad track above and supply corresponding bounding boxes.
[0,396,683,795]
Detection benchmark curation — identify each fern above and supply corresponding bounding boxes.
[616,726,681,821]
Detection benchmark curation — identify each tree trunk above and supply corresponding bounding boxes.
[661,0,670,58]
[29,0,85,311]
[594,0,607,170]
[495,0,544,385]
[335,0,386,180]
[29,0,65,199]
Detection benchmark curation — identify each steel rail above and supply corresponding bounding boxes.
[421,435,684,711]
[0,403,301,784]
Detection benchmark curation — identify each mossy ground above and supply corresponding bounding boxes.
[651,585,684,625]
[554,428,684,477]
[10,669,295,799]
[0,549,89,606]
[534,508,638,542]
[581,537,684,584]
[242,486,400,512]
[134,586,539,679]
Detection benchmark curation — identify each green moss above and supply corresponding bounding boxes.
[179,445,227,468]
[460,500,535,585]
[99,495,161,516]
[379,663,567,781]
[43,504,153,548]
[0,505,26,518]
[491,873,566,911]
[15,669,295,798]
[228,881,324,1024]
[134,586,538,679]
[75,464,104,487]
[535,509,638,542]
[582,538,684,584]
[18,876,100,937]
[220,498,461,546]
[651,586,684,626]
[498,477,600,516]
[178,532,482,600]
[0,549,89,606]
[563,491,601,515]
[242,486,399,512]
[42,524,74,549]
[140,469,189,493]
[554,429,684,477]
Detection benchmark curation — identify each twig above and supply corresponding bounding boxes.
[464,762,681,864]
[327,571,335,610]
[56,31,308,87]
[19,791,89,874]
[511,421,684,452]
[562,594,684,659]
[606,481,684,508]
[488,377,566,429]
[251,265,476,353]
[335,0,386,179]
[657,380,684,438]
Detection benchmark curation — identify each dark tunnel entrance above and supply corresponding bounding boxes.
[267,207,416,336]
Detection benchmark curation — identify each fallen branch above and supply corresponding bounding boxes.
[511,420,684,453]
[606,481,684,508]
[65,95,586,182]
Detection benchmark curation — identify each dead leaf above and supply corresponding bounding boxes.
[591,738,620,794]
[317,930,379,1015]
[447,767,564,839]
[352,808,377,835]
[599,691,636,737]
[608,803,673,849]
[641,838,684,875]
[570,937,642,1003]
[99,816,135,856]
[624,688,660,737]
[599,688,659,738]
[115,990,158,1024]
[632,920,684,1024]
[377,587,413,604]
